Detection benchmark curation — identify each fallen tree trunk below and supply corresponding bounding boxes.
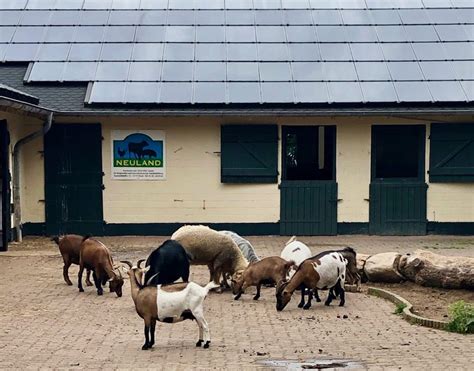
[364,252,405,283]
[356,253,371,283]
[398,250,474,290]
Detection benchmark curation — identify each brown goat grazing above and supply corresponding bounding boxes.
[78,237,124,297]
[232,257,296,301]
[53,235,92,286]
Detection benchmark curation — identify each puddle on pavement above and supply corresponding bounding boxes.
[257,358,364,370]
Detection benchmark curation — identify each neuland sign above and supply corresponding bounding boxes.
[112,130,166,180]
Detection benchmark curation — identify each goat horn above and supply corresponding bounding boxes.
[145,272,159,286]
[120,260,133,268]
[137,259,146,268]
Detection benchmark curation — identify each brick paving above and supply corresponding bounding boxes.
[0,235,473,370]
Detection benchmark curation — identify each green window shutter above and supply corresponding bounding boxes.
[429,123,474,182]
[221,124,278,183]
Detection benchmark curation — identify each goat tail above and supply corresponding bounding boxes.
[203,281,220,295]
[284,259,296,269]
[51,236,60,245]
[81,234,92,242]
[285,236,297,246]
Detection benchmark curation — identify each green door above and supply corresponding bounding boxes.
[369,125,427,235]
[45,124,104,236]
[280,126,337,235]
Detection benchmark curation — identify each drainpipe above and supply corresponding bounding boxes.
[12,112,53,242]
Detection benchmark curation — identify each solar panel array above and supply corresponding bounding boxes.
[0,0,472,104]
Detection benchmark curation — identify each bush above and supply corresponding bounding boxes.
[394,302,407,315]
[447,301,474,334]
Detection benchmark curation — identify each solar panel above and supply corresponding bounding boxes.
[257,44,289,61]
[89,82,125,103]
[460,81,474,101]
[12,26,46,42]
[159,82,193,103]
[319,44,352,61]
[194,62,226,81]
[53,0,84,10]
[311,10,343,25]
[124,82,159,103]
[226,0,254,10]
[104,26,136,42]
[162,62,193,81]
[387,61,424,80]
[316,26,348,42]
[69,44,102,61]
[435,25,469,42]
[256,26,286,42]
[420,61,457,80]
[369,10,401,25]
[344,26,378,42]
[227,62,259,81]
[168,10,195,25]
[381,43,416,61]
[284,10,313,25]
[294,81,329,102]
[288,43,321,61]
[74,26,105,42]
[327,82,363,103]
[253,0,282,10]
[163,43,195,61]
[83,0,113,10]
[226,10,255,25]
[292,62,325,81]
[341,10,372,25]
[78,11,110,25]
[44,26,76,42]
[376,26,408,42]
[100,43,134,61]
[28,62,65,81]
[20,11,51,25]
[355,62,391,80]
[398,9,430,24]
[261,82,295,102]
[128,62,161,81]
[135,26,166,42]
[195,10,225,25]
[37,43,70,61]
[427,81,467,101]
[0,0,27,10]
[286,26,317,42]
[26,0,56,9]
[394,81,432,102]
[451,61,474,80]
[226,26,256,42]
[132,43,164,61]
[412,43,446,60]
[227,43,257,61]
[0,11,21,26]
[5,43,39,61]
[95,62,130,81]
[108,10,143,25]
[165,26,195,42]
[360,82,398,102]
[259,62,291,81]
[196,26,225,42]
[63,62,98,81]
[350,43,384,61]
[193,82,226,103]
[140,0,168,9]
[227,82,260,103]
[0,27,16,42]
[49,11,80,26]
[255,10,284,25]
[112,0,142,10]
[195,44,226,61]
[141,11,167,25]
[323,62,358,80]
[404,25,439,42]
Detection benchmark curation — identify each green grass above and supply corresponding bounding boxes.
[394,302,407,315]
[447,301,474,334]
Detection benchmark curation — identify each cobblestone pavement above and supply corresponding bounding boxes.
[1,235,473,370]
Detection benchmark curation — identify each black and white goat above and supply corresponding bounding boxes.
[121,261,218,350]
[142,240,190,286]
[276,250,347,311]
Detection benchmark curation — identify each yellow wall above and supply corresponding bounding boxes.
[5,113,474,227]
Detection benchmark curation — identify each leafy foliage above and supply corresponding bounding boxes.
[447,301,474,334]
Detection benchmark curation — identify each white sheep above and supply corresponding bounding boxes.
[121,261,219,350]
[171,225,249,289]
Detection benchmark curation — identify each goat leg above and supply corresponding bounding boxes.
[63,259,73,286]
[313,289,322,302]
[253,284,261,300]
[298,286,306,308]
[93,271,103,296]
[85,269,93,287]
[325,288,336,306]
[78,264,85,292]
[142,324,151,350]
[149,319,156,347]
[303,289,313,310]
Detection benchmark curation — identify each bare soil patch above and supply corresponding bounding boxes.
[368,281,474,322]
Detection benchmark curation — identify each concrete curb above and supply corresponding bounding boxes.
[368,287,449,331]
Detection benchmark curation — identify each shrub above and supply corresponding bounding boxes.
[394,302,407,315]
[447,300,474,334]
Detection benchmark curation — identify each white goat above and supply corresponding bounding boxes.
[121,261,219,350]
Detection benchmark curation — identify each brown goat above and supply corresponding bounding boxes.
[232,257,296,301]
[53,235,92,286]
[78,237,124,297]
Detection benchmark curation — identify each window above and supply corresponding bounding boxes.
[221,125,278,183]
[429,124,474,182]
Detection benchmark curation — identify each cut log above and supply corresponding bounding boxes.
[398,250,474,290]
[364,252,405,283]
[356,253,371,283]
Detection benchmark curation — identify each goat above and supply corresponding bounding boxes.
[52,234,92,287]
[276,250,347,311]
[171,225,248,290]
[142,149,157,158]
[143,240,190,286]
[128,140,148,159]
[232,257,296,301]
[78,237,124,297]
[338,247,360,290]
[121,261,219,350]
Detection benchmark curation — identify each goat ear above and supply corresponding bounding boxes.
[143,266,151,273]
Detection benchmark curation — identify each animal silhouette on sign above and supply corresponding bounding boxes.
[128,141,149,159]
[142,149,157,158]
[118,147,126,158]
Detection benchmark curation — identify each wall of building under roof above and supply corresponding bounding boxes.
[10,114,474,228]
[3,112,44,228]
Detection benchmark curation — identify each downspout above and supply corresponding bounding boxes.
[12,112,53,242]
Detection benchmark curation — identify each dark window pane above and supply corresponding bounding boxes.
[163,43,194,61]
[428,81,467,101]
[5,43,39,61]
[196,10,225,25]
[227,43,257,61]
[162,62,193,81]
[227,62,259,80]
[284,10,313,24]
[292,62,324,81]
[327,81,363,102]
[196,26,225,42]
[420,61,457,80]
[100,43,133,61]
[89,82,125,103]
[69,44,102,61]
[167,10,195,25]
[104,26,135,42]
[194,82,226,103]
[320,44,352,61]
[312,10,343,25]
[135,26,166,42]
[225,10,255,25]
[165,26,195,42]
[195,44,226,61]
[261,82,294,103]
[194,62,226,81]
[288,43,320,61]
[159,82,193,103]
[286,26,317,42]
[226,26,256,42]
[323,62,358,80]
[360,81,397,101]
[227,82,260,103]
[63,62,97,81]
[381,43,416,61]
[28,62,64,81]
[257,44,289,61]
[294,82,328,102]
[12,26,46,42]
[387,62,423,80]
[259,62,291,81]
[350,43,384,61]
[132,43,164,61]
[78,11,109,25]
[128,62,161,81]
[355,62,391,80]
[255,10,284,25]
[96,62,130,81]
[74,26,105,42]
[394,81,432,102]
[256,26,286,42]
[44,26,76,42]
[37,43,70,61]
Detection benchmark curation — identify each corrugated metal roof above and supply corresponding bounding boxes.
[0,0,473,107]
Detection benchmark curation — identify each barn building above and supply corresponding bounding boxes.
[1,0,473,250]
